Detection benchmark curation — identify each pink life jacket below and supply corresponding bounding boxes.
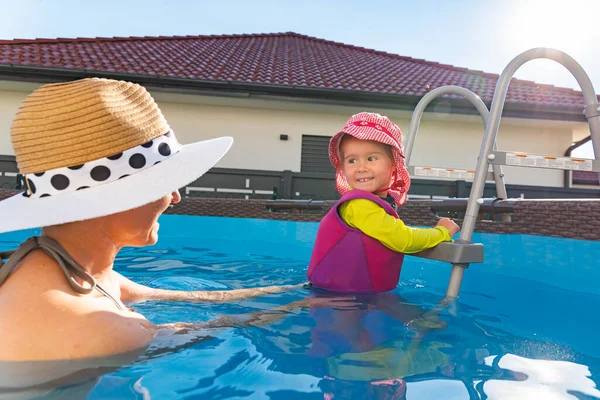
[307,190,405,293]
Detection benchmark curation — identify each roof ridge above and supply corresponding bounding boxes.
[0,31,585,95]
[282,33,584,94]
[0,31,299,45]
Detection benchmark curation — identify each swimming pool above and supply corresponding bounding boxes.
[1,214,599,399]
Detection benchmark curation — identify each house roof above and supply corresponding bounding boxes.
[0,32,593,113]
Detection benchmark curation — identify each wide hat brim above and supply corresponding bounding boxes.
[0,136,233,234]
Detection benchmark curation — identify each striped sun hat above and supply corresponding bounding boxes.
[329,112,411,207]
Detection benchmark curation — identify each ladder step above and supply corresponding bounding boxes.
[408,166,495,181]
[410,241,484,264]
[489,151,599,172]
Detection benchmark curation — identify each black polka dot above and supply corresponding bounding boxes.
[129,154,146,169]
[51,174,70,190]
[107,152,122,160]
[34,172,45,177]
[158,143,171,156]
[90,166,111,181]
[68,164,84,170]
[142,140,153,148]
[40,194,50,198]
[119,174,129,179]
[77,186,89,191]
[27,178,36,194]
[154,161,161,165]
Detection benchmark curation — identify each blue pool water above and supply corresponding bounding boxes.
[1,215,600,399]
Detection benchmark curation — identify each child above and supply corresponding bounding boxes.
[307,112,460,293]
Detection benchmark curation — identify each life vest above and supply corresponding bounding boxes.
[307,190,404,293]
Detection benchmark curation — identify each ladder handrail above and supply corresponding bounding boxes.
[406,86,487,164]
[447,48,600,298]
[404,85,508,201]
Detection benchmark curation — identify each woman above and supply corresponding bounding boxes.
[0,78,298,362]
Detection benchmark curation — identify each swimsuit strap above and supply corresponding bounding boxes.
[0,236,124,311]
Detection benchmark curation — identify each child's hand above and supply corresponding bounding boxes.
[436,218,460,236]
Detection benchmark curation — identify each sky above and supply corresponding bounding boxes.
[1,0,599,156]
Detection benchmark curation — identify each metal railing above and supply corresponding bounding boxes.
[443,48,600,298]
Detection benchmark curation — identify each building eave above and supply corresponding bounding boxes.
[0,63,587,123]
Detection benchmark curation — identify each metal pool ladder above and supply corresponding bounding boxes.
[405,48,600,299]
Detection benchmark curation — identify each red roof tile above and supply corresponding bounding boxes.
[0,32,592,109]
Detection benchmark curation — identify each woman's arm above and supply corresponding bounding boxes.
[114,271,304,304]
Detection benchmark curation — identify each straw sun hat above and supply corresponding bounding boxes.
[0,78,232,234]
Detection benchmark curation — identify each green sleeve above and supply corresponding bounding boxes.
[339,198,452,254]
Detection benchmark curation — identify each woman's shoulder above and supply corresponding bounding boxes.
[0,291,154,360]
[0,250,155,361]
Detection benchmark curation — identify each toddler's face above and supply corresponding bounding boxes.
[340,135,395,195]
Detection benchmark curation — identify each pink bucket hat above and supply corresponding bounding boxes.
[329,112,411,207]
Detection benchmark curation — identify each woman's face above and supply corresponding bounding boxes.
[105,190,181,247]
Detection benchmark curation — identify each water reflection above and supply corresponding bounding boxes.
[0,348,145,399]
[2,288,600,399]
[232,290,453,399]
[234,290,600,400]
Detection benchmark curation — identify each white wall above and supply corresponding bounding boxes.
[405,117,577,187]
[156,100,344,173]
[0,83,35,155]
[153,90,581,187]
[0,80,586,187]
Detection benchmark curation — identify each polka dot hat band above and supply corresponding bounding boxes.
[21,130,181,198]
[0,77,233,233]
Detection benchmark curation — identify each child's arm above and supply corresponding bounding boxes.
[339,198,456,254]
